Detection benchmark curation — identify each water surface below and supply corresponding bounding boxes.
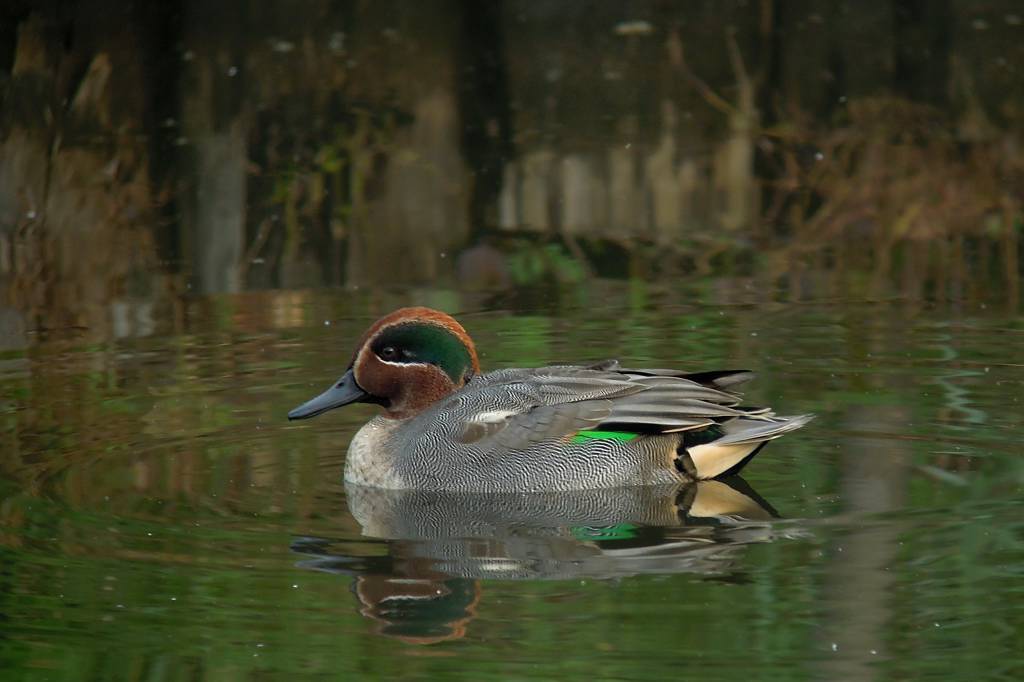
[2,284,1023,680]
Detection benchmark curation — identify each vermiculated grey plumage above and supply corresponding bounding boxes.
[344,361,812,492]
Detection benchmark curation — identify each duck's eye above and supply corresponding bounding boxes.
[379,346,399,361]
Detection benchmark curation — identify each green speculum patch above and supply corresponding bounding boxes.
[570,430,639,444]
[373,322,475,384]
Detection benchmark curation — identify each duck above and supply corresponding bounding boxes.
[288,307,812,492]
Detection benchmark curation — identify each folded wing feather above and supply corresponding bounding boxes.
[455,363,769,450]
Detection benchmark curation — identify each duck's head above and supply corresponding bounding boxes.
[288,307,480,421]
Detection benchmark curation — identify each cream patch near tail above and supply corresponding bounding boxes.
[688,414,814,479]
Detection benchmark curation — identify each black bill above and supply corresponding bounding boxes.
[288,369,368,420]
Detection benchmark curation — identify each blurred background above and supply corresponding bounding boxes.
[1,0,1021,338]
[2,2,1024,680]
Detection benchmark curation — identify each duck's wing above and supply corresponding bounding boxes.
[453,369,634,450]
[451,365,763,452]
[591,360,756,390]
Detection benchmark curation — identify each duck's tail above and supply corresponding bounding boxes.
[684,414,815,480]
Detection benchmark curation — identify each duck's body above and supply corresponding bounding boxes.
[288,307,812,492]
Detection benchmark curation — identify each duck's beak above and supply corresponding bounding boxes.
[288,369,368,420]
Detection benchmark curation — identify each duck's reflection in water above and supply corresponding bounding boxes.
[291,478,786,643]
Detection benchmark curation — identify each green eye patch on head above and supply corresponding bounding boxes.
[371,322,476,384]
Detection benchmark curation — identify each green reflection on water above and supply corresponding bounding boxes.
[1,284,1023,681]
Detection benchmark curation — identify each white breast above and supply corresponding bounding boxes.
[344,416,407,488]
